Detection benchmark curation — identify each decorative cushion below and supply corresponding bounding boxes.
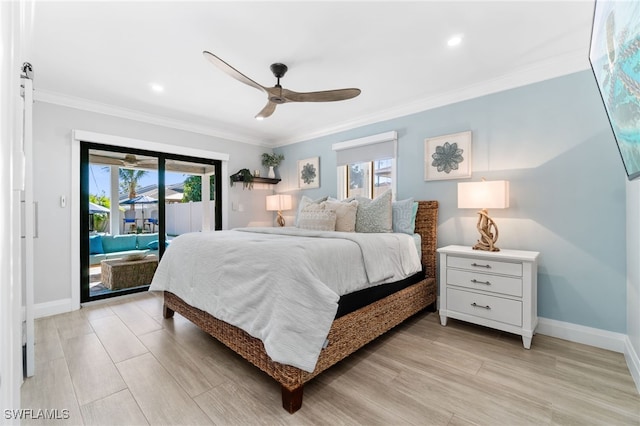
[295,195,329,226]
[136,233,159,249]
[324,199,358,232]
[101,234,138,253]
[89,235,104,255]
[353,190,393,233]
[147,240,170,250]
[392,198,416,234]
[297,209,337,231]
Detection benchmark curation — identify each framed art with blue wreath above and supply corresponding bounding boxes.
[424,131,472,181]
[298,156,320,189]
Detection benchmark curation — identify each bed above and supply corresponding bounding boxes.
[157,200,438,413]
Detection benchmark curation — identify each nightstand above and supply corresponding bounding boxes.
[437,245,540,348]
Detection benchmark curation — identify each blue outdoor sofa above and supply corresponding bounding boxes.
[89,233,166,265]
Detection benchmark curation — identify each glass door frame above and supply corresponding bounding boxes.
[80,142,222,302]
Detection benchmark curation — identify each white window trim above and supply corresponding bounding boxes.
[332,131,397,200]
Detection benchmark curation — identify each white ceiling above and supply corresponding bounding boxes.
[32,1,595,147]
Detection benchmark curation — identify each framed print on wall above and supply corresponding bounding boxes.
[298,157,320,189]
[424,131,472,181]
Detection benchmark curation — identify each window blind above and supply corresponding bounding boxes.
[332,131,397,166]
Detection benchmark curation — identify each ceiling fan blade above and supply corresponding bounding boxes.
[282,88,361,103]
[203,51,266,94]
[89,154,124,166]
[255,101,277,120]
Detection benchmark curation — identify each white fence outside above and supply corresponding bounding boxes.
[115,200,215,235]
[166,200,215,236]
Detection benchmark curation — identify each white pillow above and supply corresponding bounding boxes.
[324,199,358,232]
[297,209,337,231]
[295,196,328,226]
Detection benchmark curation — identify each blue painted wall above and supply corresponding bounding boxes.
[274,70,627,333]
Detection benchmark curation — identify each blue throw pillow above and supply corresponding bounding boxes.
[147,240,170,250]
[89,235,104,254]
[392,198,416,234]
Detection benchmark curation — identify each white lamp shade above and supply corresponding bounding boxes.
[458,180,509,209]
[266,194,293,211]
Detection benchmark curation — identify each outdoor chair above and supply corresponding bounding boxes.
[124,209,137,234]
[145,209,158,233]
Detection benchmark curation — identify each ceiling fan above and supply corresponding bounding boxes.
[203,51,361,119]
[89,153,157,168]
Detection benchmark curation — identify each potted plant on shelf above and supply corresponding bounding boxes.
[261,153,284,179]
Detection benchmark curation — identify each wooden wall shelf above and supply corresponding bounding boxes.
[230,176,280,185]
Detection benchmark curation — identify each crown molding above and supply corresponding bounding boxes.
[33,89,270,147]
[275,49,590,147]
[34,50,590,150]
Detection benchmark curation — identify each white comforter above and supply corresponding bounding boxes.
[149,227,421,372]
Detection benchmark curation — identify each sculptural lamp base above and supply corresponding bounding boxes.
[276,211,285,227]
[473,209,500,252]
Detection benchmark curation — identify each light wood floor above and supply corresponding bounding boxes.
[22,291,639,425]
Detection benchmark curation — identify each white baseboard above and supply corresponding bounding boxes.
[33,298,74,319]
[624,336,640,394]
[536,317,626,353]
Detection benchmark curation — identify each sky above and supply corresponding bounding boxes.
[89,165,187,198]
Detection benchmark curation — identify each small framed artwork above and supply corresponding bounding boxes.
[424,131,472,181]
[298,157,320,189]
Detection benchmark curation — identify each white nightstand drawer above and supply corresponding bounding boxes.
[447,255,523,277]
[447,288,522,327]
[447,269,523,297]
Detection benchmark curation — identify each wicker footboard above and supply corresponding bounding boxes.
[162,276,436,413]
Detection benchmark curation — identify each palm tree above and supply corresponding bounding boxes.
[119,169,148,210]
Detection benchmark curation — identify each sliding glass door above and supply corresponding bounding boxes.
[80,142,222,302]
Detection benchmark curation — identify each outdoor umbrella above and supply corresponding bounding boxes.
[89,202,110,214]
[119,195,158,221]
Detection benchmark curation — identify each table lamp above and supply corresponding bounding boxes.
[266,194,293,227]
[457,180,509,252]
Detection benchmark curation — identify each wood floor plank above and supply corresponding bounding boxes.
[34,317,65,364]
[89,315,148,363]
[54,309,94,341]
[138,329,214,398]
[109,299,163,336]
[80,389,148,426]
[116,352,212,425]
[60,333,128,406]
[80,303,115,322]
[20,357,84,425]
[194,382,283,425]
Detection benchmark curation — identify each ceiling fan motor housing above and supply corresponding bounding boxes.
[270,63,288,79]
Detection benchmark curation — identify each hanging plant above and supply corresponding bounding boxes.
[229,168,254,190]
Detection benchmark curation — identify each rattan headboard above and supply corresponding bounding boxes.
[414,201,438,279]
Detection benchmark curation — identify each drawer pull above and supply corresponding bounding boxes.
[471,279,491,285]
[471,302,491,310]
[471,263,491,269]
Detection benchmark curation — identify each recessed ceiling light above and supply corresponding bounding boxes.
[150,83,164,93]
[447,35,463,47]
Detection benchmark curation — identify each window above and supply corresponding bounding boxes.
[333,131,397,200]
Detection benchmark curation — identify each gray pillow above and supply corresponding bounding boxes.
[353,190,393,233]
[295,195,328,226]
[297,209,337,231]
[392,198,416,234]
